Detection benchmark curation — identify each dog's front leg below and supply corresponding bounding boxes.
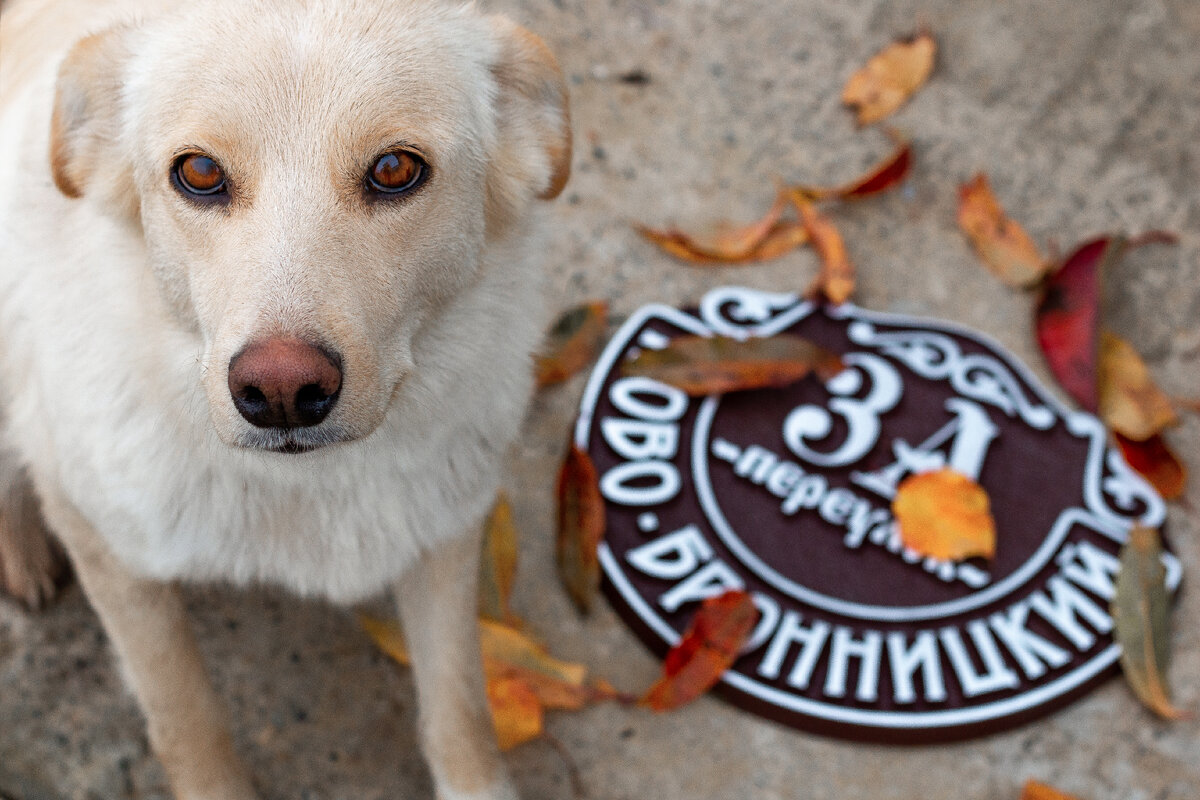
[39,495,259,800]
[395,529,518,800]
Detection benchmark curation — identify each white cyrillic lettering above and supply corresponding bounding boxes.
[824,627,883,702]
[758,610,831,690]
[781,475,828,514]
[626,525,712,580]
[842,502,891,549]
[887,630,947,704]
[765,461,804,498]
[659,560,743,613]
[600,418,679,461]
[818,488,857,527]
[1028,576,1112,650]
[989,600,1071,679]
[600,460,680,506]
[734,445,777,485]
[744,593,782,653]
[609,377,689,422]
[1059,541,1121,600]
[940,622,1020,697]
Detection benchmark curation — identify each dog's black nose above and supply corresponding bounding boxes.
[228,338,342,429]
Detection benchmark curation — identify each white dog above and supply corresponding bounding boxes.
[0,0,570,797]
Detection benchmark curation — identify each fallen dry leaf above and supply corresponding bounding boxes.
[360,614,623,750]
[1115,433,1186,501]
[488,676,544,750]
[1111,525,1191,720]
[1098,331,1178,442]
[641,589,759,711]
[1035,237,1121,412]
[957,173,1050,288]
[479,492,520,624]
[892,468,997,561]
[793,192,856,304]
[536,301,609,387]
[621,333,844,396]
[637,187,808,265]
[556,443,606,615]
[1020,780,1085,800]
[842,31,936,125]
[792,136,913,200]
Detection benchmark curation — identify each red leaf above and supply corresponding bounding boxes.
[1034,237,1119,412]
[1115,433,1187,501]
[640,590,759,711]
[792,136,913,200]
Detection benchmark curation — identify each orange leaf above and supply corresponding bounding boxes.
[892,468,996,561]
[621,333,844,396]
[535,301,609,387]
[1020,780,1085,800]
[793,192,855,305]
[1111,525,1191,721]
[957,173,1049,288]
[487,676,544,750]
[1115,433,1186,501]
[556,443,606,614]
[792,135,913,200]
[1098,332,1178,441]
[640,590,759,711]
[637,187,808,265]
[842,32,936,125]
[478,492,520,624]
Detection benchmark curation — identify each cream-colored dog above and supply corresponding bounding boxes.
[0,0,569,797]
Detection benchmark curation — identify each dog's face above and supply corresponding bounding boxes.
[48,0,569,453]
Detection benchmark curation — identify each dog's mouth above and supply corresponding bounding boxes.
[232,425,354,455]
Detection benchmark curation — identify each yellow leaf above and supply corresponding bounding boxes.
[892,468,996,561]
[1020,780,1085,800]
[1098,332,1178,442]
[535,302,609,387]
[842,32,936,125]
[478,492,520,623]
[487,676,544,750]
[957,173,1049,288]
[792,191,856,305]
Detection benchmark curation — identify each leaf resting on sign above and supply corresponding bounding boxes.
[842,31,936,125]
[892,468,996,561]
[556,443,606,614]
[640,589,759,711]
[636,187,809,265]
[1114,433,1186,501]
[1097,331,1178,442]
[791,135,913,200]
[1111,525,1190,720]
[1020,780,1085,800]
[622,334,843,396]
[478,492,520,624]
[957,173,1050,288]
[535,301,609,387]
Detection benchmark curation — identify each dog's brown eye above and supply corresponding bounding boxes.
[174,153,226,196]
[367,151,425,195]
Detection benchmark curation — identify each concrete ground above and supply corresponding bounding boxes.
[2,0,1198,798]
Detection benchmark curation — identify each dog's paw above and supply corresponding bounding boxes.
[0,515,69,610]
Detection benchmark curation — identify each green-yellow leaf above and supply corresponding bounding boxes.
[1111,525,1191,720]
[478,492,520,624]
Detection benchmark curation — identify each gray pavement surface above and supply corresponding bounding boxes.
[2,0,1199,798]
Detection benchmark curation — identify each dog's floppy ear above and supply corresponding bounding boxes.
[487,17,571,208]
[49,26,134,207]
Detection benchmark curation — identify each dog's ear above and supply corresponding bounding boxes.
[49,26,135,208]
[486,17,571,208]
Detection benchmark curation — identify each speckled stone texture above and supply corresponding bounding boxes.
[2,1,1198,798]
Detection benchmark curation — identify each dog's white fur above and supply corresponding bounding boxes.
[0,0,570,796]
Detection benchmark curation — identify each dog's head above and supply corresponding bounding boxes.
[48,0,570,453]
